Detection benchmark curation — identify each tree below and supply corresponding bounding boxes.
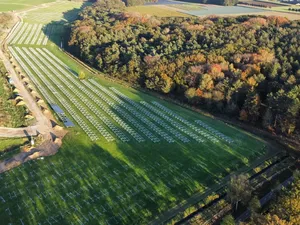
[123,0,145,6]
[262,108,274,131]
[268,171,300,224]
[221,215,235,225]
[249,196,261,213]
[185,88,196,100]
[93,0,125,11]
[240,91,261,123]
[78,71,86,80]
[227,174,252,211]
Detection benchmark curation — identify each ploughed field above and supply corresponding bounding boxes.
[0,12,268,225]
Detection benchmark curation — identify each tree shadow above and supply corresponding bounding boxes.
[42,2,90,50]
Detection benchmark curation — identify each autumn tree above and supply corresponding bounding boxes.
[269,170,300,224]
[240,91,261,123]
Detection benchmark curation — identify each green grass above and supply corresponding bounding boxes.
[125,5,190,17]
[167,4,203,11]
[0,128,268,224]
[0,0,55,12]
[23,1,92,24]
[0,137,28,162]
[271,6,300,13]
[0,137,27,152]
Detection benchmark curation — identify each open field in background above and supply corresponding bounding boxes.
[214,10,300,20]
[271,5,300,13]
[184,5,265,16]
[22,1,90,24]
[162,3,203,11]
[151,4,300,19]
[0,0,55,12]
[238,0,288,8]
[125,5,190,17]
[125,0,300,18]
[145,0,186,5]
[238,0,300,13]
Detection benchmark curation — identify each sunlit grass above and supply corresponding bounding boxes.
[0,137,27,152]
[0,0,55,12]
[125,5,190,17]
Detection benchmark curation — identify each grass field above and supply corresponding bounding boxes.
[0,138,28,162]
[186,5,265,16]
[0,2,275,224]
[167,3,203,11]
[0,0,55,12]
[0,124,267,224]
[272,5,300,13]
[0,137,27,152]
[125,5,190,17]
[22,1,90,24]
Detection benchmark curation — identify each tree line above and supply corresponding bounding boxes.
[68,0,300,137]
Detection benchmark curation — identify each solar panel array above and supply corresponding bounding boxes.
[9,46,233,144]
[7,22,53,46]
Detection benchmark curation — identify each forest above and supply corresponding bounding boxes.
[68,0,300,137]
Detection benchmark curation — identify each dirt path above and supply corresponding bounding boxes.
[0,126,38,138]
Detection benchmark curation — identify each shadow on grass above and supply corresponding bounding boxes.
[42,2,90,48]
[0,121,263,224]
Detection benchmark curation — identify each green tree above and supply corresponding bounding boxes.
[94,0,125,11]
[78,71,86,80]
[249,196,261,213]
[240,91,261,123]
[221,215,235,225]
[227,174,252,211]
